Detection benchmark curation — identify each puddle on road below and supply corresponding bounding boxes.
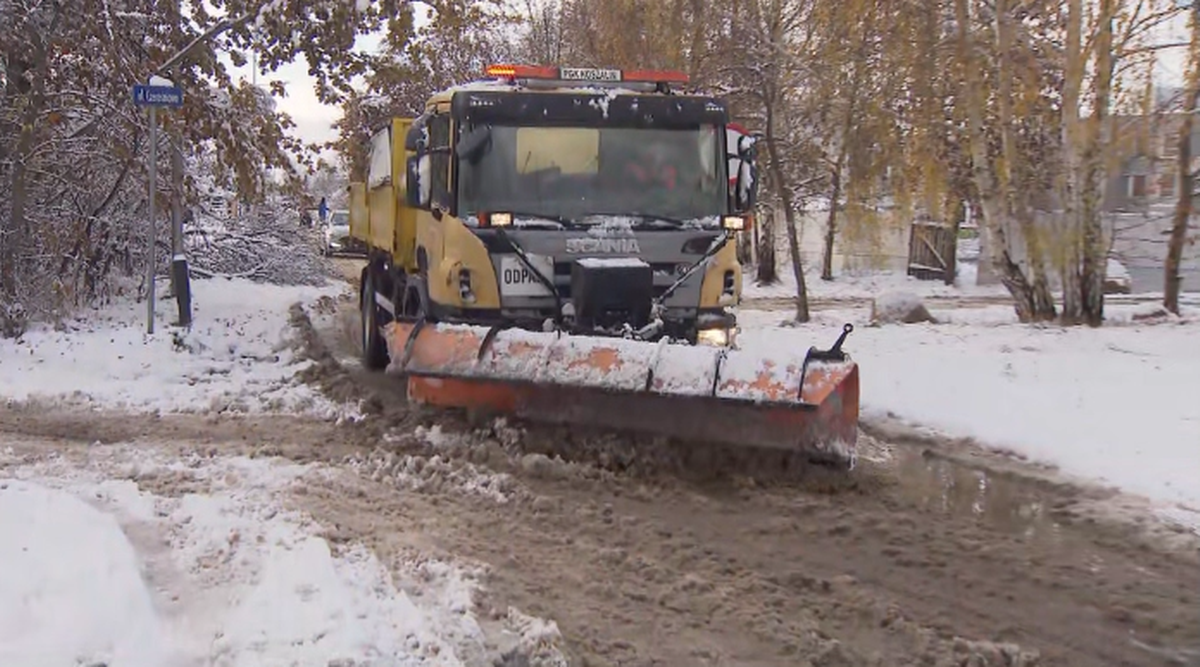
[885,446,1066,542]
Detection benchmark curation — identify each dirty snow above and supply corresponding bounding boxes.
[737,299,1200,527]
[352,427,524,504]
[0,445,552,667]
[0,277,360,420]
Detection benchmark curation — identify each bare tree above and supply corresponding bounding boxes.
[1166,3,1200,315]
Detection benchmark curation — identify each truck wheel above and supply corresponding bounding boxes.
[360,266,390,371]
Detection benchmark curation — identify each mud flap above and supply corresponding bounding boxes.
[384,322,859,463]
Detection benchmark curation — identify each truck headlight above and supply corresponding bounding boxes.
[697,327,737,348]
[489,212,513,227]
[722,215,746,231]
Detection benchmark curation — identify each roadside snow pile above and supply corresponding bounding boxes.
[738,304,1200,526]
[0,480,170,667]
[0,446,560,667]
[870,291,937,324]
[0,276,359,419]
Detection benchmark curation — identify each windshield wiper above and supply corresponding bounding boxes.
[487,212,698,229]
[626,213,691,228]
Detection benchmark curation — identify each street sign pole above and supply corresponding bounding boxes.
[133,80,183,335]
[147,105,158,335]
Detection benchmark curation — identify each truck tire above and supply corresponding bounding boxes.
[360,266,390,371]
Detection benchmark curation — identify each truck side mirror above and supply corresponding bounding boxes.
[731,133,760,214]
[733,157,758,215]
[405,155,430,209]
[737,134,758,161]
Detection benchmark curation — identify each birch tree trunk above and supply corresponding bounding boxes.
[755,203,778,283]
[954,0,1041,322]
[821,166,841,280]
[1165,6,1200,315]
[1080,0,1115,326]
[995,0,1056,320]
[1060,0,1084,322]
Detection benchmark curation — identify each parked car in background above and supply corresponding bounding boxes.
[322,210,358,256]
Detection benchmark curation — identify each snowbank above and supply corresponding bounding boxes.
[0,447,522,667]
[0,277,357,419]
[869,291,936,324]
[738,304,1200,523]
[745,266,1200,304]
[744,267,1008,301]
[0,481,170,667]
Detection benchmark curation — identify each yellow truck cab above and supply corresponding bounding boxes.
[349,64,760,370]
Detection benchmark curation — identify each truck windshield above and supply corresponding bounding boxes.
[457,124,725,226]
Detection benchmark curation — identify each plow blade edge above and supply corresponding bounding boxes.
[384,322,859,462]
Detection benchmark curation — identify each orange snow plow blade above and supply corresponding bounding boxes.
[384,322,860,463]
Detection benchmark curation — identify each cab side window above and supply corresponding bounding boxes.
[428,114,451,211]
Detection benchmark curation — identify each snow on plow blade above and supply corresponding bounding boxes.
[384,322,860,463]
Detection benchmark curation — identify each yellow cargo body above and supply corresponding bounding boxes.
[348,117,417,273]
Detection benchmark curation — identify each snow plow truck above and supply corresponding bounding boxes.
[348,64,860,465]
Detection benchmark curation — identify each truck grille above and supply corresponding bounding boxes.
[550,261,682,297]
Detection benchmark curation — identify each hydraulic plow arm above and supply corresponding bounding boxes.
[384,322,860,463]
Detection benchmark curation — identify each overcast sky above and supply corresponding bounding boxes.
[222,32,383,158]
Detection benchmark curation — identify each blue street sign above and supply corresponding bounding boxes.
[132,84,184,108]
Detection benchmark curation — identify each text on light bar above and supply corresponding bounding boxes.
[484,64,690,86]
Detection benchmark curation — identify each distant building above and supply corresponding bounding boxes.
[1105,106,1200,211]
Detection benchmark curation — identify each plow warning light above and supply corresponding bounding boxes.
[485,64,559,80]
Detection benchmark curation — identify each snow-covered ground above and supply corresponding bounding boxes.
[0,277,359,420]
[2,262,1197,663]
[738,293,1200,530]
[0,274,569,667]
[744,264,1008,301]
[0,445,559,667]
[744,229,1198,301]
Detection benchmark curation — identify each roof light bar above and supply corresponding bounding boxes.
[483,64,690,87]
[485,64,559,80]
[623,69,689,85]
